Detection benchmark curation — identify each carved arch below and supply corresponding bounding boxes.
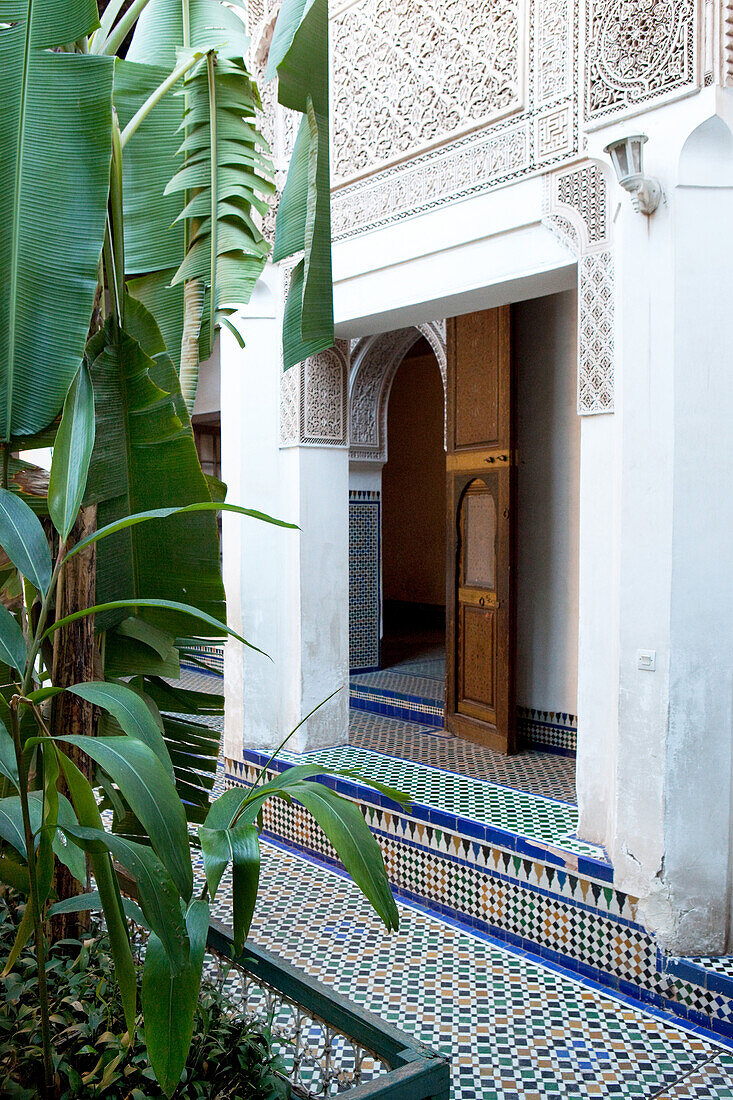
[349,320,447,463]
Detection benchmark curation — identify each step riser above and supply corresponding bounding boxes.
[227,754,733,1042]
[349,688,579,755]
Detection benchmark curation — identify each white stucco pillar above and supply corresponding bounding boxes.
[575,411,620,846]
[221,269,350,758]
[601,104,733,953]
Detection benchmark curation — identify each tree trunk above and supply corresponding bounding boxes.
[50,505,97,942]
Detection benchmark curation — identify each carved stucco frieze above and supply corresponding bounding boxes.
[584,0,700,126]
[330,0,579,240]
[543,162,615,415]
[720,0,733,83]
[349,321,447,462]
[279,341,350,446]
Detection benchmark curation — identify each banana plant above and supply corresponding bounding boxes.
[1,0,335,830]
[0,376,404,1097]
[0,1,381,1092]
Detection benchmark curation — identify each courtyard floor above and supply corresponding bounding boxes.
[184,667,733,1098]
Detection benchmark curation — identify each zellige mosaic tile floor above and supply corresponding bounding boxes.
[208,841,733,1100]
[279,742,602,860]
[351,668,445,703]
[349,710,578,803]
[181,667,733,1097]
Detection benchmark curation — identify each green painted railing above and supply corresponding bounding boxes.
[207,919,450,1099]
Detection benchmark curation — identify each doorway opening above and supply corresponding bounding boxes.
[381,337,446,680]
[348,295,579,765]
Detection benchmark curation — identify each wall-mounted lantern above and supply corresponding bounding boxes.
[603,134,661,215]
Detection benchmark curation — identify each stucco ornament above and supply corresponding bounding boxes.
[543,163,615,415]
[585,0,699,123]
[349,322,447,462]
[280,342,350,446]
[331,0,521,183]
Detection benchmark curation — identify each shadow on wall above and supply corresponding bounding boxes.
[382,338,446,612]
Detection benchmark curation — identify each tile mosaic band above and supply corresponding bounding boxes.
[224,750,733,1044]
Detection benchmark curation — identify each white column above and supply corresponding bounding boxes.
[597,106,733,953]
[575,412,620,846]
[220,269,350,759]
[660,114,733,952]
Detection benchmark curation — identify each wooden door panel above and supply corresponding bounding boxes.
[458,604,496,719]
[450,307,509,452]
[445,306,516,753]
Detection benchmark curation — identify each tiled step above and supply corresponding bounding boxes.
[225,742,733,1043]
[350,671,445,727]
[664,955,733,998]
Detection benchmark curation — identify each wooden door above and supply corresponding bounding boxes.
[445,307,516,752]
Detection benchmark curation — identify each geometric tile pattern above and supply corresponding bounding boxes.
[348,494,381,672]
[176,666,733,1049]
[517,704,578,755]
[350,680,446,727]
[224,738,733,1045]
[349,710,578,803]
[349,666,578,754]
[180,642,225,674]
[229,765,659,987]
[352,669,445,700]
[660,1055,733,1098]
[231,843,733,1100]
[688,958,733,978]
[276,744,601,858]
[388,655,445,680]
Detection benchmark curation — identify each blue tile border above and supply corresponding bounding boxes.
[664,955,733,1000]
[350,691,445,728]
[228,749,613,882]
[260,833,733,1050]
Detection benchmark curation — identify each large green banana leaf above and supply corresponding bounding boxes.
[166,55,274,357]
[126,0,249,69]
[84,295,226,638]
[114,59,184,278]
[267,0,333,369]
[0,0,114,440]
[115,1,271,386]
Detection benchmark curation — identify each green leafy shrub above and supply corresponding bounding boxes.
[0,890,289,1099]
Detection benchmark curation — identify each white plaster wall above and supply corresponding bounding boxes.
[580,90,733,950]
[604,134,677,910]
[574,411,620,847]
[514,290,579,717]
[348,464,383,494]
[333,181,576,338]
[661,116,733,952]
[220,270,349,759]
[192,336,221,418]
[292,446,350,749]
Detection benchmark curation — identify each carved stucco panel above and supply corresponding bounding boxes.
[331,0,523,184]
[584,0,700,125]
[349,321,447,462]
[279,341,350,446]
[543,163,615,415]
